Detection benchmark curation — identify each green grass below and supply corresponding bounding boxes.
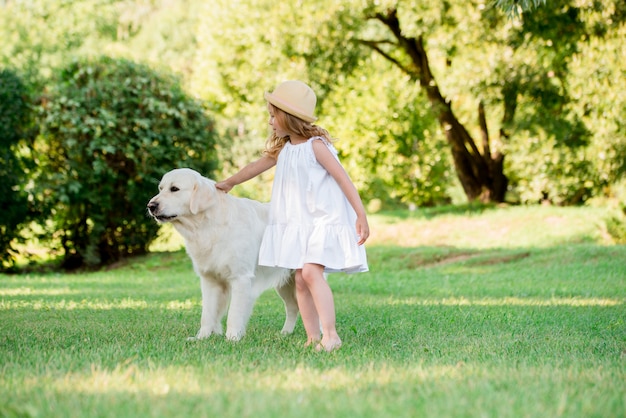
[1,205,625,417]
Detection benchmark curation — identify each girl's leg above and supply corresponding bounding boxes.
[294,269,321,345]
[301,263,342,352]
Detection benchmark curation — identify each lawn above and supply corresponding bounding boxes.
[1,205,624,417]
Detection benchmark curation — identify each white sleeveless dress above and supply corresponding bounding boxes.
[258,136,368,273]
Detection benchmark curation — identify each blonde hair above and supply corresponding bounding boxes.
[263,104,334,159]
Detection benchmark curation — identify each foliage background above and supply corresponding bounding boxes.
[0,0,625,267]
[1,0,624,203]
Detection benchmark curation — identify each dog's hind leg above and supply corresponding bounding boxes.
[215,283,230,334]
[276,272,299,335]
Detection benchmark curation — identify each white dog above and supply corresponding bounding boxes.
[147,168,298,341]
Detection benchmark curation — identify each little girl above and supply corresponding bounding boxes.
[216,80,369,352]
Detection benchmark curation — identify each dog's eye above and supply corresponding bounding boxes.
[170,186,179,192]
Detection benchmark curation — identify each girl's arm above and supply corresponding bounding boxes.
[312,140,370,245]
[215,155,277,193]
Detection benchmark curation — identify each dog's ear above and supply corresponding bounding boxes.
[189,178,213,215]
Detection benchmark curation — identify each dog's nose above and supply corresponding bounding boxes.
[147,201,159,213]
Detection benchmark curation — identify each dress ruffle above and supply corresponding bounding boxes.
[259,223,368,273]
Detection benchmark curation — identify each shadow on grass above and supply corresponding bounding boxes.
[366,245,533,271]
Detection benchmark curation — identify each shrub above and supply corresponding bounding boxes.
[34,57,218,269]
[0,69,34,270]
[606,207,626,244]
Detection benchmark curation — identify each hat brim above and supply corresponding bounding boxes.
[265,92,317,123]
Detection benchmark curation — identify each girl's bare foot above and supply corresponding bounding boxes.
[304,337,320,348]
[315,337,342,352]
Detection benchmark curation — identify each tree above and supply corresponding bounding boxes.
[34,57,218,268]
[299,2,511,203]
[364,7,509,202]
[489,0,626,204]
[297,0,625,204]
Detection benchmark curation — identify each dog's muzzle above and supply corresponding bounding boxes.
[147,201,177,222]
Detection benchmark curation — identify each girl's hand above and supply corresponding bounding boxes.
[356,215,370,245]
[215,181,232,193]
[214,156,277,194]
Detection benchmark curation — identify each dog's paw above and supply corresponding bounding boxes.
[225,330,245,341]
[187,334,210,342]
[189,328,213,341]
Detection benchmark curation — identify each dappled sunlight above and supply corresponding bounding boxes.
[164,299,196,310]
[261,363,467,392]
[383,296,623,307]
[26,359,624,403]
[0,298,198,311]
[64,363,191,397]
[44,362,469,397]
[2,293,620,312]
[0,287,78,297]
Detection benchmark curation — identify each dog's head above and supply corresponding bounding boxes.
[147,168,216,223]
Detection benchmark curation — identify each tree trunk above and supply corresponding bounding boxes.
[371,9,508,203]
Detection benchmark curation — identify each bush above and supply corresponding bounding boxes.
[34,57,218,269]
[606,207,626,244]
[0,69,34,270]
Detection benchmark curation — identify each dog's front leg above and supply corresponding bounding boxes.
[189,275,225,340]
[225,277,254,341]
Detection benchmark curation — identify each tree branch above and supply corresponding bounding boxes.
[355,39,415,77]
[478,101,491,159]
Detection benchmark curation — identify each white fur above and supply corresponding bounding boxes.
[147,168,298,341]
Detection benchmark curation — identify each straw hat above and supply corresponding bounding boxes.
[264,80,317,123]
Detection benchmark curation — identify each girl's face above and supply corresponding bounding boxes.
[268,105,289,138]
